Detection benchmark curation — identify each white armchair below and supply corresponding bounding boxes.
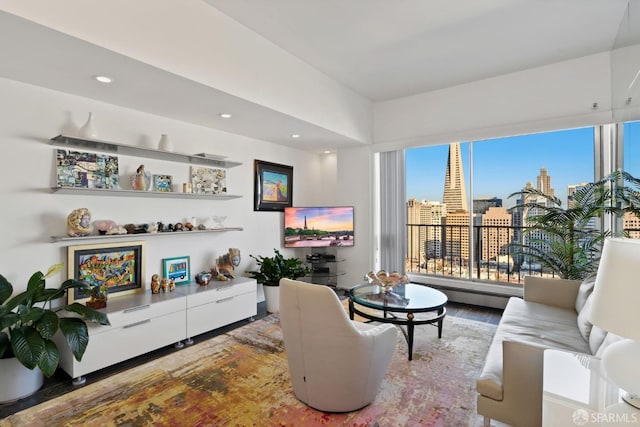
[279,278,397,412]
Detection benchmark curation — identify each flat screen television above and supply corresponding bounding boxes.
[284,206,354,248]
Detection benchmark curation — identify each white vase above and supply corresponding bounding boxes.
[264,285,280,313]
[158,134,173,151]
[0,357,44,403]
[79,112,98,139]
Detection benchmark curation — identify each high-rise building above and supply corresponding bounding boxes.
[537,167,555,199]
[481,207,513,261]
[443,210,470,261]
[624,211,640,239]
[442,143,468,214]
[567,182,588,208]
[473,196,502,215]
[406,199,447,269]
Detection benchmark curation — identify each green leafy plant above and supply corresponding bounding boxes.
[247,249,312,286]
[508,170,640,280]
[0,264,110,377]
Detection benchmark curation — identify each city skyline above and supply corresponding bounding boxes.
[406,124,640,209]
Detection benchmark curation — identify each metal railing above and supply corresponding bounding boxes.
[407,223,640,286]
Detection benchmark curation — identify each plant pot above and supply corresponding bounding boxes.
[263,285,280,313]
[0,357,44,403]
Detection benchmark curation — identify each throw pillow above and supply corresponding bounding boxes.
[589,325,608,355]
[575,273,597,313]
[576,294,594,342]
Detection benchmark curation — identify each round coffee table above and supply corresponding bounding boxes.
[348,283,448,361]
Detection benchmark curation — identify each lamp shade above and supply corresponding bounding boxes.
[589,237,640,341]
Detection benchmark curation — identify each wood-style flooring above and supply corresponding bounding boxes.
[0,300,503,419]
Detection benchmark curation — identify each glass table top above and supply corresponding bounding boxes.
[349,283,448,311]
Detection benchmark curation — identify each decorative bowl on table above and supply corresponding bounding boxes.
[366,270,409,292]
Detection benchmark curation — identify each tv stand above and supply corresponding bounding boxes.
[305,249,345,288]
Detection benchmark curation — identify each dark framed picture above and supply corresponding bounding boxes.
[162,256,190,284]
[67,241,146,304]
[254,160,293,211]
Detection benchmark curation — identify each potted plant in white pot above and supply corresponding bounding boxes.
[0,264,110,403]
[247,249,311,313]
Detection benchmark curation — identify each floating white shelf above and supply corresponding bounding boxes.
[51,227,243,243]
[50,186,241,200]
[50,134,242,168]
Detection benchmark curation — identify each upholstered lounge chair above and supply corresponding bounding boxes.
[279,278,397,412]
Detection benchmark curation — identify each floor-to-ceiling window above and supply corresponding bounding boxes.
[405,126,595,286]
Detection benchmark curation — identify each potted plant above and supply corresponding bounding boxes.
[0,264,110,402]
[247,249,311,313]
[84,283,108,309]
[508,170,640,280]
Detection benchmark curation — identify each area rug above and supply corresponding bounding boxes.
[1,313,496,427]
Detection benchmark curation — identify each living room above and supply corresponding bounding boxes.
[1,1,639,426]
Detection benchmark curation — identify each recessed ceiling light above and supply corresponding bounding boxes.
[291,134,301,139]
[323,150,332,154]
[219,113,232,119]
[94,75,112,84]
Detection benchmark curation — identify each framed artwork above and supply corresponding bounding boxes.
[162,256,191,284]
[67,241,146,304]
[56,149,120,189]
[190,166,227,194]
[254,160,293,211]
[153,174,172,192]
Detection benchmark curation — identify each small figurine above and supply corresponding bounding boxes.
[160,278,169,293]
[195,271,212,286]
[67,208,92,237]
[183,222,194,231]
[131,164,151,191]
[150,274,161,294]
[174,222,184,232]
[215,248,241,279]
[168,278,176,292]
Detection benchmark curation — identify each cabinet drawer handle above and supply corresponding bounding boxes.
[216,296,234,303]
[216,284,233,291]
[123,319,151,329]
[124,304,151,313]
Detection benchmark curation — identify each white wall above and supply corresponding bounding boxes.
[0,77,324,294]
[0,0,373,145]
[373,52,614,151]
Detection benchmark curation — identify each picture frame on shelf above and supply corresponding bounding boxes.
[56,149,120,189]
[254,160,293,211]
[162,256,191,284]
[190,166,227,194]
[153,174,172,192]
[67,241,146,304]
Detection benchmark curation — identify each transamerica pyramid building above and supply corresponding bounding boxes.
[442,143,468,214]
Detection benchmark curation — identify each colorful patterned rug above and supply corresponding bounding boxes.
[1,312,496,427]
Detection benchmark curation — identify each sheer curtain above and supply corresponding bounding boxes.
[378,150,406,273]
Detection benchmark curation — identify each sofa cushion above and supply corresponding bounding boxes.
[575,273,597,313]
[595,332,625,358]
[589,325,608,355]
[576,294,593,342]
[477,297,591,401]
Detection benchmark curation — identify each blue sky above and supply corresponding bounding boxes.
[406,123,640,209]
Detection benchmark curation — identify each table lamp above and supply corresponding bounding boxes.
[589,237,640,409]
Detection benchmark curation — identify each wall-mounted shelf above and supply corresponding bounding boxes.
[50,134,242,168]
[51,187,241,200]
[51,227,243,243]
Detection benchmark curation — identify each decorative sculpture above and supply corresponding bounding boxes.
[130,164,151,191]
[150,274,161,294]
[67,208,92,237]
[215,248,241,280]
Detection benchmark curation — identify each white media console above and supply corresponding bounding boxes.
[54,277,257,384]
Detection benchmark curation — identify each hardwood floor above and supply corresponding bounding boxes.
[0,300,502,419]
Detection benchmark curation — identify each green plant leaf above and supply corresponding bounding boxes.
[34,310,60,339]
[0,331,10,358]
[43,263,64,280]
[11,326,45,370]
[0,274,13,305]
[64,303,110,326]
[37,339,60,377]
[59,317,89,361]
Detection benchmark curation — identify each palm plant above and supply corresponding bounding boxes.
[508,170,640,280]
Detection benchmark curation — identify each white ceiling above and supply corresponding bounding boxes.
[0,1,634,151]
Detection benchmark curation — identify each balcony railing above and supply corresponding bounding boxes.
[407,223,640,286]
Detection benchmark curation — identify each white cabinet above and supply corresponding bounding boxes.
[54,278,257,384]
[181,278,257,338]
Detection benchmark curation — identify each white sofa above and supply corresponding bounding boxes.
[476,275,620,427]
[279,278,397,412]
